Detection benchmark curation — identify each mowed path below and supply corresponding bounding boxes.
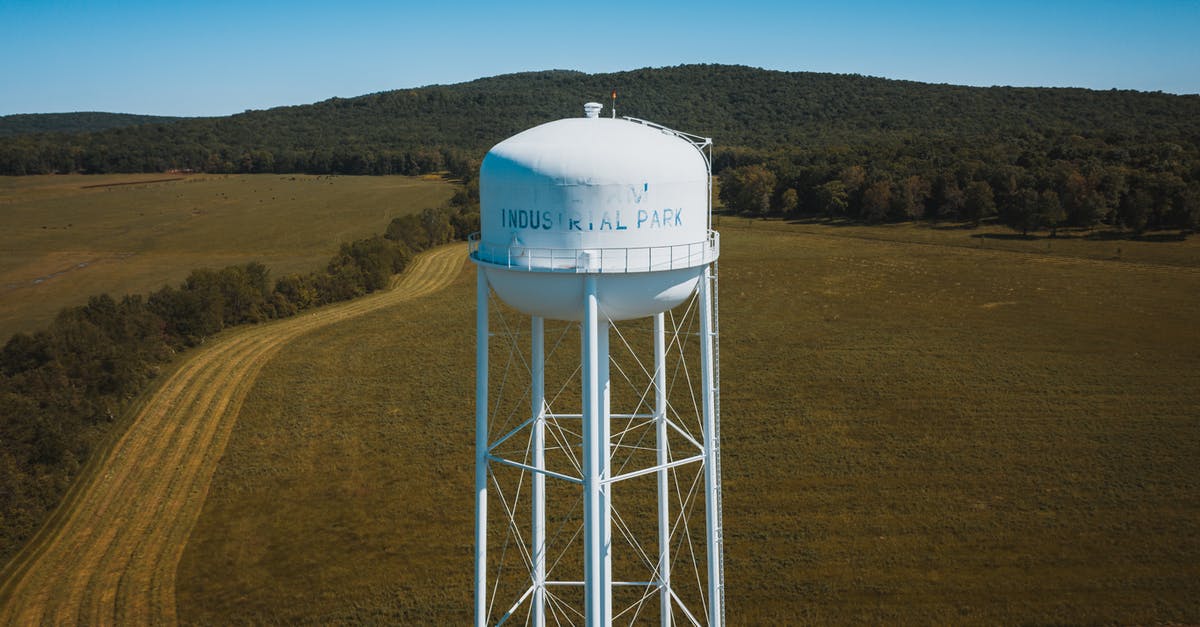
[0,244,466,625]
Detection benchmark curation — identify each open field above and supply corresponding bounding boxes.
[713,214,1200,268]
[0,245,466,624]
[0,173,454,340]
[171,221,1199,623]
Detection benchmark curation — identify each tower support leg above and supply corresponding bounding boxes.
[582,275,601,626]
[475,267,490,627]
[699,267,723,626]
[654,313,672,626]
[582,275,611,626]
[599,313,612,624]
[531,317,546,627]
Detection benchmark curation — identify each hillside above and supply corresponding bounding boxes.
[0,112,186,139]
[2,65,1198,176]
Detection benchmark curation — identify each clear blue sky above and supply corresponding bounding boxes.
[2,0,1197,117]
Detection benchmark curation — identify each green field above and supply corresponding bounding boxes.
[176,219,1200,623]
[0,174,454,340]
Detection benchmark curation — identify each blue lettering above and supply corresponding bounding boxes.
[502,207,685,231]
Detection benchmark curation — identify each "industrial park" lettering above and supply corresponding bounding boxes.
[499,208,684,231]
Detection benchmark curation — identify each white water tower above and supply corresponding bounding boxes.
[471,102,723,625]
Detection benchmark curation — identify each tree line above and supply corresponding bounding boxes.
[716,131,1200,234]
[2,65,1195,235]
[0,112,184,139]
[0,200,479,564]
[2,64,1197,180]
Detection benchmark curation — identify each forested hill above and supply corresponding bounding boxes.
[2,64,1198,177]
[0,112,186,139]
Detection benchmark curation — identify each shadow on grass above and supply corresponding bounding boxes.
[971,232,1038,241]
[1085,230,1191,243]
[784,217,992,231]
[714,212,1193,244]
[780,217,889,228]
[714,214,860,228]
[929,222,983,231]
[784,217,842,226]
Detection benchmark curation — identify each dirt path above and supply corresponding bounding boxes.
[0,244,466,625]
[78,177,187,189]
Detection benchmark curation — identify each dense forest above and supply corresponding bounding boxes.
[0,112,185,139]
[0,200,478,564]
[3,65,1198,232]
[715,131,1200,233]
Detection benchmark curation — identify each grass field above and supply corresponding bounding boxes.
[0,173,454,340]
[0,247,466,624]
[175,219,1200,623]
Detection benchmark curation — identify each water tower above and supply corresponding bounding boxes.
[470,102,723,626]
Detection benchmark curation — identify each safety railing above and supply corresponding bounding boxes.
[469,230,719,274]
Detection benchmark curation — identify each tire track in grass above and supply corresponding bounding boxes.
[5,324,248,625]
[76,343,254,624]
[110,335,276,624]
[0,244,466,625]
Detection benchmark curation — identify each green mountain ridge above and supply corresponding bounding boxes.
[0,112,187,139]
[1,64,1198,183]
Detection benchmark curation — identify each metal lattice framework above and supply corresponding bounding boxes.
[474,266,723,626]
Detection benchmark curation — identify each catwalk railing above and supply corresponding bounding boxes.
[469,230,719,274]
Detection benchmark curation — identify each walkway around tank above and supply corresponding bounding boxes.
[0,244,467,625]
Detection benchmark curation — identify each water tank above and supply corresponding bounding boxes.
[472,104,718,321]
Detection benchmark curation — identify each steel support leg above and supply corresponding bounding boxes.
[698,268,723,626]
[531,317,546,627]
[654,313,672,626]
[475,267,489,627]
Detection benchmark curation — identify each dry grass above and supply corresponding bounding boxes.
[0,174,454,340]
[0,246,466,624]
[174,220,1200,623]
[177,251,478,624]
